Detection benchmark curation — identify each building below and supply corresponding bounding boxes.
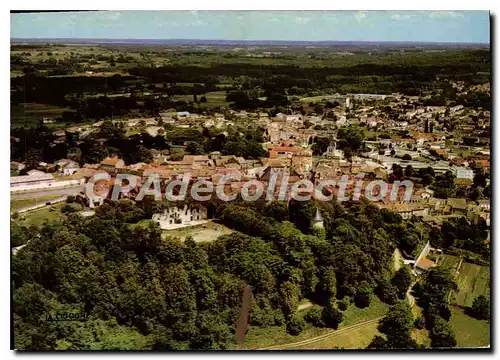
[455,167,474,180]
[10,170,54,189]
[477,200,490,212]
[10,161,26,172]
[62,161,80,176]
[323,141,344,160]
[268,146,305,158]
[414,257,437,274]
[100,156,126,173]
[312,208,324,229]
[276,113,302,122]
[53,129,66,137]
[152,205,207,230]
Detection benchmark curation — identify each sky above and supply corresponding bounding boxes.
[11,10,490,43]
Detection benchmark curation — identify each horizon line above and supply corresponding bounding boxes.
[10,37,490,45]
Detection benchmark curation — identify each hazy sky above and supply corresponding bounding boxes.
[11,10,490,43]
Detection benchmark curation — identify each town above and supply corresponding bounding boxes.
[12,90,491,228]
[11,10,491,352]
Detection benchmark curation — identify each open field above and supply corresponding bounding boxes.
[450,307,490,348]
[439,254,490,308]
[283,320,381,350]
[299,94,345,104]
[411,305,431,346]
[11,194,63,212]
[439,254,460,269]
[162,221,233,243]
[15,203,66,227]
[11,103,73,128]
[236,296,388,350]
[454,262,490,308]
[173,91,231,109]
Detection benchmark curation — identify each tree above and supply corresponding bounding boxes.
[414,316,425,329]
[354,280,372,308]
[317,266,336,300]
[430,318,457,348]
[367,336,389,349]
[169,148,185,161]
[135,145,153,163]
[25,149,42,169]
[280,281,300,320]
[379,301,414,335]
[81,142,109,164]
[392,267,412,299]
[432,171,456,199]
[371,300,419,349]
[186,142,205,155]
[311,137,330,155]
[470,295,490,320]
[337,126,365,153]
[473,170,487,188]
[404,165,413,178]
[263,201,289,222]
[286,314,306,335]
[304,306,325,327]
[245,140,267,159]
[376,276,399,305]
[322,297,343,329]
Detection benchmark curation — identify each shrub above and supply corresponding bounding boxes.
[414,316,425,329]
[286,314,306,336]
[304,306,325,327]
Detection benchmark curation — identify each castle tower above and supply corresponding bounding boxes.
[312,208,324,229]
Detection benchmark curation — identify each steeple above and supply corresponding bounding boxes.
[312,208,324,229]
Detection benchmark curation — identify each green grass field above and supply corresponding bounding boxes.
[173,91,231,109]
[299,95,343,103]
[439,254,460,269]
[450,307,490,348]
[16,203,66,227]
[11,103,73,128]
[236,296,388,350]
[162,221,233,243]
[296,322,380,349]
[454,262,490,308]
[439,254,490,308]
[411,305,431,347]
[11,195,63,212]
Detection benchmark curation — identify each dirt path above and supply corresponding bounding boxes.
[407,281,416,307]
[297,301,314,311]
[393,248,403,271]
[258,317,383,350]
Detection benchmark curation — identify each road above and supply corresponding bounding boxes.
[10,185,85,200]
[258,317,383,350]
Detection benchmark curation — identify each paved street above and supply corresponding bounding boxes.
[10,185,85,200]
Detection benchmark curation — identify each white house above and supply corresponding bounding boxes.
[152,205,208,230]
[63,161,80,176]
[455,167,474,180]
